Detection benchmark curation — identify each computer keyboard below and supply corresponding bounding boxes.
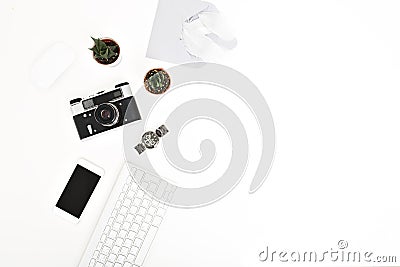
[79,164,176,267]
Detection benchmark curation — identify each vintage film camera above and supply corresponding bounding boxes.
[70,82,141,140]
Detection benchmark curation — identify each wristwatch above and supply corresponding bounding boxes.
[134,125,169,155]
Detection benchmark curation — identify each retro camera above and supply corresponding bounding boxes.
[70,82,141,140]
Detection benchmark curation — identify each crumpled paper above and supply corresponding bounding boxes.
[147,0,237,63]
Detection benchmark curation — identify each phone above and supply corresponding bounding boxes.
[54,158,104,223]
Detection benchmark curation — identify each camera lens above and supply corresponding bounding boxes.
[100,109,111,120]
[94,103,120,127]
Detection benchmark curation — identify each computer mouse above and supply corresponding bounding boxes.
[31,42,75,89]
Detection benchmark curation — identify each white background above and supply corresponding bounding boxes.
[1,0,400,266]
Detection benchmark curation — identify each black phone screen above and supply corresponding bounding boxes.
[56,164,100,218]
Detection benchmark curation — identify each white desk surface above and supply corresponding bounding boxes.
[1,0,400,266]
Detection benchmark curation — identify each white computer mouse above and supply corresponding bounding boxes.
[31,42,75,89]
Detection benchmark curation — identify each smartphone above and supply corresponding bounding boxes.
[54,158,104,223]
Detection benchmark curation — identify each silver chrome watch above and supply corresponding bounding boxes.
[134,125,169,154]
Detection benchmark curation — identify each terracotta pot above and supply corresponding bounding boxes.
[92,38,121,67]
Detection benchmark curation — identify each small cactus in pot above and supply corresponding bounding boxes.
[144,68,171,94]
[89,37,121,66]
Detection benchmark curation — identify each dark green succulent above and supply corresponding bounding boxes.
[89,37,118,62]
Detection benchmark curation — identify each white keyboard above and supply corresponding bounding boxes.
[79,164,176,267]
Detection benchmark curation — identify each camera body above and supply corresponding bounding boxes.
[70,82,141,140]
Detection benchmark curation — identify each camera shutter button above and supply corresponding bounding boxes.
[69,98,82,105]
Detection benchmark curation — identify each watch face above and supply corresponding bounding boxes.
[144,68,171,94]
[141,131,159,149]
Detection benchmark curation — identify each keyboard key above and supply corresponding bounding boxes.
[89,259,96,267]
[104,226,111,235]
[123,262,132,267]
[114,263,122,267]
[120,246,129,256]
[93,250,100,259]
[118,193,125,201]
[124,239,133,248]
[98,253,107,263]
[152,216,162,227]
[137,230,146,240]
[141,199,150,209]
[125,214,134,222]
[122,222,131,231]
[133,198,141,207]
[116,214,125,223]
[148,207,156,216]
[105,262,113,267]
[108,253,117,262]
[122,184,129,193]
[100,234,106,243]
[109,230,118,240]
[130,246,139,256]
[158,203,166,210]
[140,182,149,190]
[138,207,146,216]
[126,190,135,199]
[166,191,174,201]
[111,209,118,218]
[115,201,122,209]
[101,246,111,255]
[115,238,124,247]
[161,191,169,202]
[131,223,139,232]
[108,217,115,226]
[133,238,143,248]
[136,191,144,199]
[105,238,113,248]
[119,230,128,239]
[141,222,150,232]
[126,231,136,240]
[111,246,120,255]
[126,253,136,263]
[130,183,138,191]
[112,222,121,231]
[148,183,158,194]
[135,215,143,224]
[123,199,132,207]
[135,170,145,181]
[95,262,104,267]
[144,215,152,224]
[156,208,166,217]
[116,255,126,264]
[129,206,138,215]
[151,200,159,207]
[96,243,103,251]
[120,207,128,216]
[144,194,152,201]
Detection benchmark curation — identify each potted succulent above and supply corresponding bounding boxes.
[89,37,121,66]
[144,68,171,94]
